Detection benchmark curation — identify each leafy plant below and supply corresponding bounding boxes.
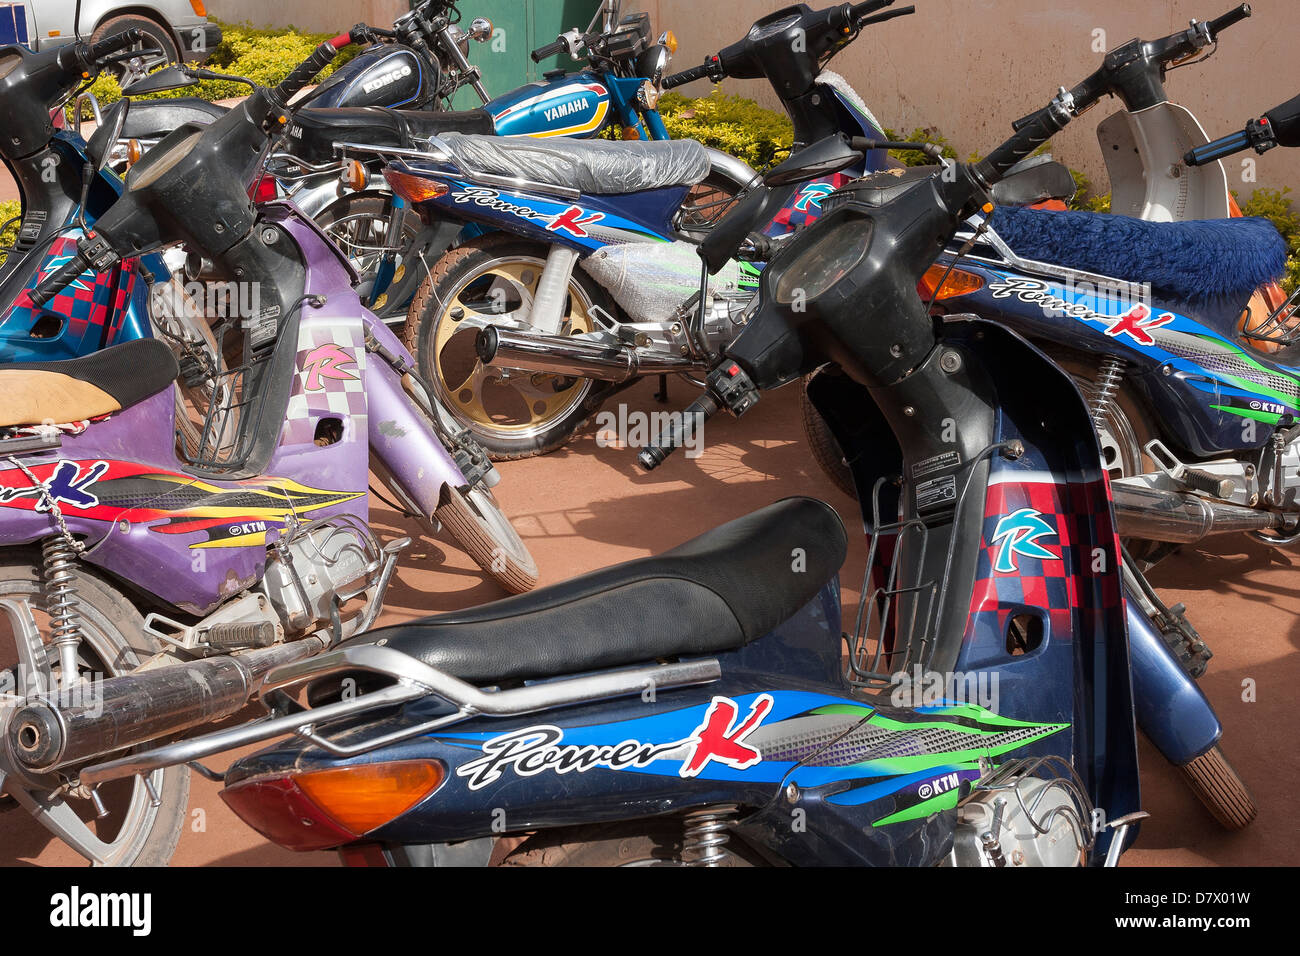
[1238,186,1300,292]
[0,199,20,268]
[658,88,794,169]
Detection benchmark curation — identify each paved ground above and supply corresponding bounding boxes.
[3,376,1297,867]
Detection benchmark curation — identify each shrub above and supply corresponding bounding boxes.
[72,20,362,116]
[0,199,20,268]
[1238,186,1300,292]
[658,88,794,169]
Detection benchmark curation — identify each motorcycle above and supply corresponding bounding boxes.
[0,34,536,865]
[44,44,1256,867]
[398,0,914,458]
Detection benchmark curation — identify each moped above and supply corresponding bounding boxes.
[0,34,535,866]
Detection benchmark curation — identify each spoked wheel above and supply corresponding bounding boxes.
[317,192,421,316]
[405,235,616,459]
[0,561,189,866]
[91,15,178,83]
[435,484,538,594]
[1179,744,1257,830]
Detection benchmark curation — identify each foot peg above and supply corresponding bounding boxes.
[205,621,278,649]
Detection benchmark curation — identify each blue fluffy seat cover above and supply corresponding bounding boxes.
[988,206,1288,302]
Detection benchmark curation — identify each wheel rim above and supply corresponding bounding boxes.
[464,485,531,566]
[428,255,598,444]
[321,206,417,309]
[0,579,166,866]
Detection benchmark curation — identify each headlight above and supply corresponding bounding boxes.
[774,220,874,305]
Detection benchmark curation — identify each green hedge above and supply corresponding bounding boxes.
[0,199,19,267]
[74,19,362,116]
[1239,187,1300,292]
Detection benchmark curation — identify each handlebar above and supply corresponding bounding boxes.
[531,38,568,63]
[637,391,719,471]
[662,58,721,89]
[1184,89,1300,165]
[1207,3,1252,38]
[28,232,119,308]
[85,28,146,64]
[268,34,353,109]
[1185,127,1258,166]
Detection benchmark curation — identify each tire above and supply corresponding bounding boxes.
[676,169,746,239]
[500,819,763,867]
[799,374,856,499]
[404,234,617,459]
[91,15,179,82]
[316,192,421,318]
[1179,744,1257,830]
[435,482,538,594]
[0,560,189,866]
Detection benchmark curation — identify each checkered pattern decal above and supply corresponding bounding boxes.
[966,474,1122,644]
[1,236,121,345]
[280,323,368,445]
[765,172,854,236]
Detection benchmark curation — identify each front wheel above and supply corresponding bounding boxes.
[1179,744,1257,830]
[316,192,421,317]
[435,484,538,593]
[0,560,189,865]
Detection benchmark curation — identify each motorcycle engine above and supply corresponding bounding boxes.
[261,521,377,633]
[948,775,1089,867]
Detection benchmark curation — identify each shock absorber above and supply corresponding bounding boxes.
[1089,356,1127,428]
[41,536,85,687]
[681,804,738,866]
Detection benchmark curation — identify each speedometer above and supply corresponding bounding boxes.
[129,129,203,190]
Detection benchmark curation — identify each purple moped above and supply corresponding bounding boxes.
[0,34,535,865]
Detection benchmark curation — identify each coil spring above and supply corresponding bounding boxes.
[42,536,84,653]
[681,804,737,867]
[1089,357,1128,428]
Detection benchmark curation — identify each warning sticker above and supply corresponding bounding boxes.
[911,450,961,479]
[916,474,957,511]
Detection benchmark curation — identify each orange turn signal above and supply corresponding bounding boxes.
[382,167,449,203]
[127,139,143,165]
[918,264,983,301]
[342,159,368,191]
[294,760,446,835]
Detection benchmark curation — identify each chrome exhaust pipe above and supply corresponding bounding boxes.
[1111,482,1283,543]
[6,635,328,774]
[475,326,698,383]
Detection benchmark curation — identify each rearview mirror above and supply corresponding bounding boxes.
[763,134,863,187]
[85,98,130,172]
[123,65,199,96]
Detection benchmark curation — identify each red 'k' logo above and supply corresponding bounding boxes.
[1105,304,1174,346]
[548,206,604,238]
[303,343,357,391]
[679,694,774,777]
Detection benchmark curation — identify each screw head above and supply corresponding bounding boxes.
[903,406,915,417]
[939,349,962,373]
[890,343,903,358]
[785,783,799,803]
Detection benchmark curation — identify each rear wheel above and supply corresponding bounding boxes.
[316,192,421,317]
[1179,744,1257,830]
[405,235,616,460]
[0,561,189,866]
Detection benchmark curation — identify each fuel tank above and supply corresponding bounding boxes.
[487,72,614,138]
[308,44,433,110]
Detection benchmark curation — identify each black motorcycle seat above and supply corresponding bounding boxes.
[120,97,229,139]
[289,107,495,165]
[334,497,847,686]
[438,131,711,194]
[990,156,1076,207]
[0,339,178,427]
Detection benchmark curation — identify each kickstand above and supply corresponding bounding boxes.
[653,374,670,403]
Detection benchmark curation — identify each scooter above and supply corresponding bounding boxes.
[399,0,914,459]
[52,55,1252,867]
[0,35,535,866]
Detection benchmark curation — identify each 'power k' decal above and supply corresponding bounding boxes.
[548,205,604,238]
[0,460,109,511]
[1105,304,1175,346]
[302,344,357,391]
[990,508,1058,573]
[680,694,773,776]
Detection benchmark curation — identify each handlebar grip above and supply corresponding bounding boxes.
[850,0,895,20]
[270,36,350,106]
[531,39,567,63]
[86,27,144,63]
[858,5,915,27]
[661,60,717,90]
[1185,128,1252,166]
[637,392,719,471]
[27,249,92,309]
[1208,3,1251,38]
[975,102,1072,186]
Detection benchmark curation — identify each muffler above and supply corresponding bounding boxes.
[1111,482,1284,543]
[6,635,328,775]
[475,326,698,383]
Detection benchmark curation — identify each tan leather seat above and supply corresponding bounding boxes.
[0,339,179,427]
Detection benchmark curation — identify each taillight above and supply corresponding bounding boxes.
[917,263,984,301]
[383,167,448,204]
[220,759,445,851]
[249,174,278,203]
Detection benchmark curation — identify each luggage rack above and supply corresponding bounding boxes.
[171,316,270,471]
[844,441,1021,691]
[1240,283,1300,346]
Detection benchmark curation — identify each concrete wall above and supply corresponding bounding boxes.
[629,0,1300,198]
[211,0,409,34]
